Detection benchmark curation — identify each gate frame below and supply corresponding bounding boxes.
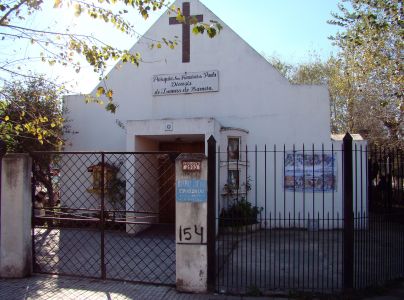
[207,136,217,291]
[31,150,180,286]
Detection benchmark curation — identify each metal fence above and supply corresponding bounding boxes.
[28,138,404,294]
[356,146,404,289]
[31,151,178,285]
[214,137,404,294]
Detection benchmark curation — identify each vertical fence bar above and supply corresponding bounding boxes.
[302,144,306,290]
[366,146,371,287]
[311,144,315,291]
[400,151,403,209]
[0,140,4,248]
[356,144,360,288]
[217,145,221,290]
[377,147,381,284]
[380,147,384,282]
[354,143,357,289]
[401,151,404,278]
[207,136,216,291]
[235,146,239,290]
[31,155,36,271]
[254,145,258,287]
[242,145,248,288]
[343,133,354,290]
[327,211,330,291]
[321,144,325,292]
[283,144,286,290]
[331,144,335,292]
[273,145,277,289]
[387,152,392,214]
[226,143,230,290]
[339,142,344,291]
[367,147,372,286]
[100,152,106,280]
[292,145,296,290]
[360,146,364,288]
[264,145,268,288]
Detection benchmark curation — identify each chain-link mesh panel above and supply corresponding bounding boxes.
[32,153,102,278]
[33,228,101,277]
[103,153,177,284]
[32,152,177,285]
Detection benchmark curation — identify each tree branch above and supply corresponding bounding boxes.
[0,0,29,25]
[3,24,110,46]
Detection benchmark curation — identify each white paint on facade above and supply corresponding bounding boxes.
[65,0,330,152]
[63,0,367,229]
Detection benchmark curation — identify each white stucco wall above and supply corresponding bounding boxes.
[61,0,368,229]
[64,0,330,153]
[217,140,368,229]
[127,118,219,154]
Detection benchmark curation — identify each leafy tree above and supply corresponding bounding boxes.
[266,56,294,81]
[267,0,403,149]
[0,1,221,104]
[289,56,350,135]
[329,0,403,148]
[266,54,348,135]
[0,77,66,150]
[0,0,221,143]
[0,77,69,205]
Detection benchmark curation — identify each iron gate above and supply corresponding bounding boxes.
[215,142,404,294]
[31,151,178,285]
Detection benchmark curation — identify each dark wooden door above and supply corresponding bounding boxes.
[158,142,204,224]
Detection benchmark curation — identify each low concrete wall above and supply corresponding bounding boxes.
[0,154,32,278]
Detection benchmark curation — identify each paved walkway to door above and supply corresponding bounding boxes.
[0,275,403,299]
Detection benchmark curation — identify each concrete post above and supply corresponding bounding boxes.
[0,154,32,278]
[175,153,208,293]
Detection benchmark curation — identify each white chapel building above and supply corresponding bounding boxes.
[65,0,331,151]
[64,0,367,229]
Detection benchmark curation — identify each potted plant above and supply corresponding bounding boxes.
[220,177,262,233]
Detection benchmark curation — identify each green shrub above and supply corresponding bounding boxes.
[220,198,262,227]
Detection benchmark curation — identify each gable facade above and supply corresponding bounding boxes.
[63,0,367,230]
[64,0,331,153]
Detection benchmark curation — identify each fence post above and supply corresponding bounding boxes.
[387,153,393,213]
[100,152,106,280]
[343,133,354,290]
[0,154,32,277]
[207,135,216,291]
[0,140,6,244]
[175,153,208,293]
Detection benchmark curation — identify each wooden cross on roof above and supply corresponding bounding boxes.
[169,2,203,63]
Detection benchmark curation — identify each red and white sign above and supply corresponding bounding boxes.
[182,161,202,172]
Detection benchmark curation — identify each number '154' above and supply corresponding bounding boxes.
[178,225,204,243]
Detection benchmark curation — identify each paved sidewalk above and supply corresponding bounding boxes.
[0,274,403,300]
[0,275,271,300]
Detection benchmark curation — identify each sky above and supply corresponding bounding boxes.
[201,0,341,62]
[0,0,343,94]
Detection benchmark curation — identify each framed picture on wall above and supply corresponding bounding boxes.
[228,137,240,161]
[284,152,337,192]
[227,169,240,189]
